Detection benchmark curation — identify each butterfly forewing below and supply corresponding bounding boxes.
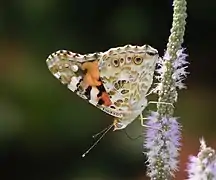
[46,49,123,118]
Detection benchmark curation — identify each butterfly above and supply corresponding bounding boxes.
[46,44,159,131]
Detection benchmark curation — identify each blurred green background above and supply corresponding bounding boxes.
[1,0,216,179]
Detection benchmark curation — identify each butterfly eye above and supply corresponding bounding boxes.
[112,58,120,67]
[133,56,143,65]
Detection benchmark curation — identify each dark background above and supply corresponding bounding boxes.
[1,0,216,179]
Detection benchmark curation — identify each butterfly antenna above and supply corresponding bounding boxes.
[92,125,113,139]
[82,124,114,157]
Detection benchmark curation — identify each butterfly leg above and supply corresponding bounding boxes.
[139,113,162,131]
[148,101,174,107]
[140,101,174,127]
[145,88,156,97]
[139,113,150,128]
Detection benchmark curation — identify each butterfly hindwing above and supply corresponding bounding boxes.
[98,45,159,129]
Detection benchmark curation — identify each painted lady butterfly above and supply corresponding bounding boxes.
[46,44,159,131]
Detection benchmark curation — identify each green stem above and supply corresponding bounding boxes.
[157,0,187,116]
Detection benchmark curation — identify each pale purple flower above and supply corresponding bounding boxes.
[155,48,189,93]
[143,0,187,179]
[144,112,181,178]
[187,138,216,180]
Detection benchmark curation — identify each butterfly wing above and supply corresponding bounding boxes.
[98,45,159,128]
[46,50,123,118]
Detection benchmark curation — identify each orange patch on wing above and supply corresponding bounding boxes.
[81,61,101,87]
[100,92,112,106]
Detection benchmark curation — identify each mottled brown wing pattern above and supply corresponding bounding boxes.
[98,45,159,130]
[46,45,159,130]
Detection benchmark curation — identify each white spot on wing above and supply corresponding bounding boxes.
[89,87,99,106]
[68,76,81,91]
[54,72,61,79]
[71,65,78,72]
